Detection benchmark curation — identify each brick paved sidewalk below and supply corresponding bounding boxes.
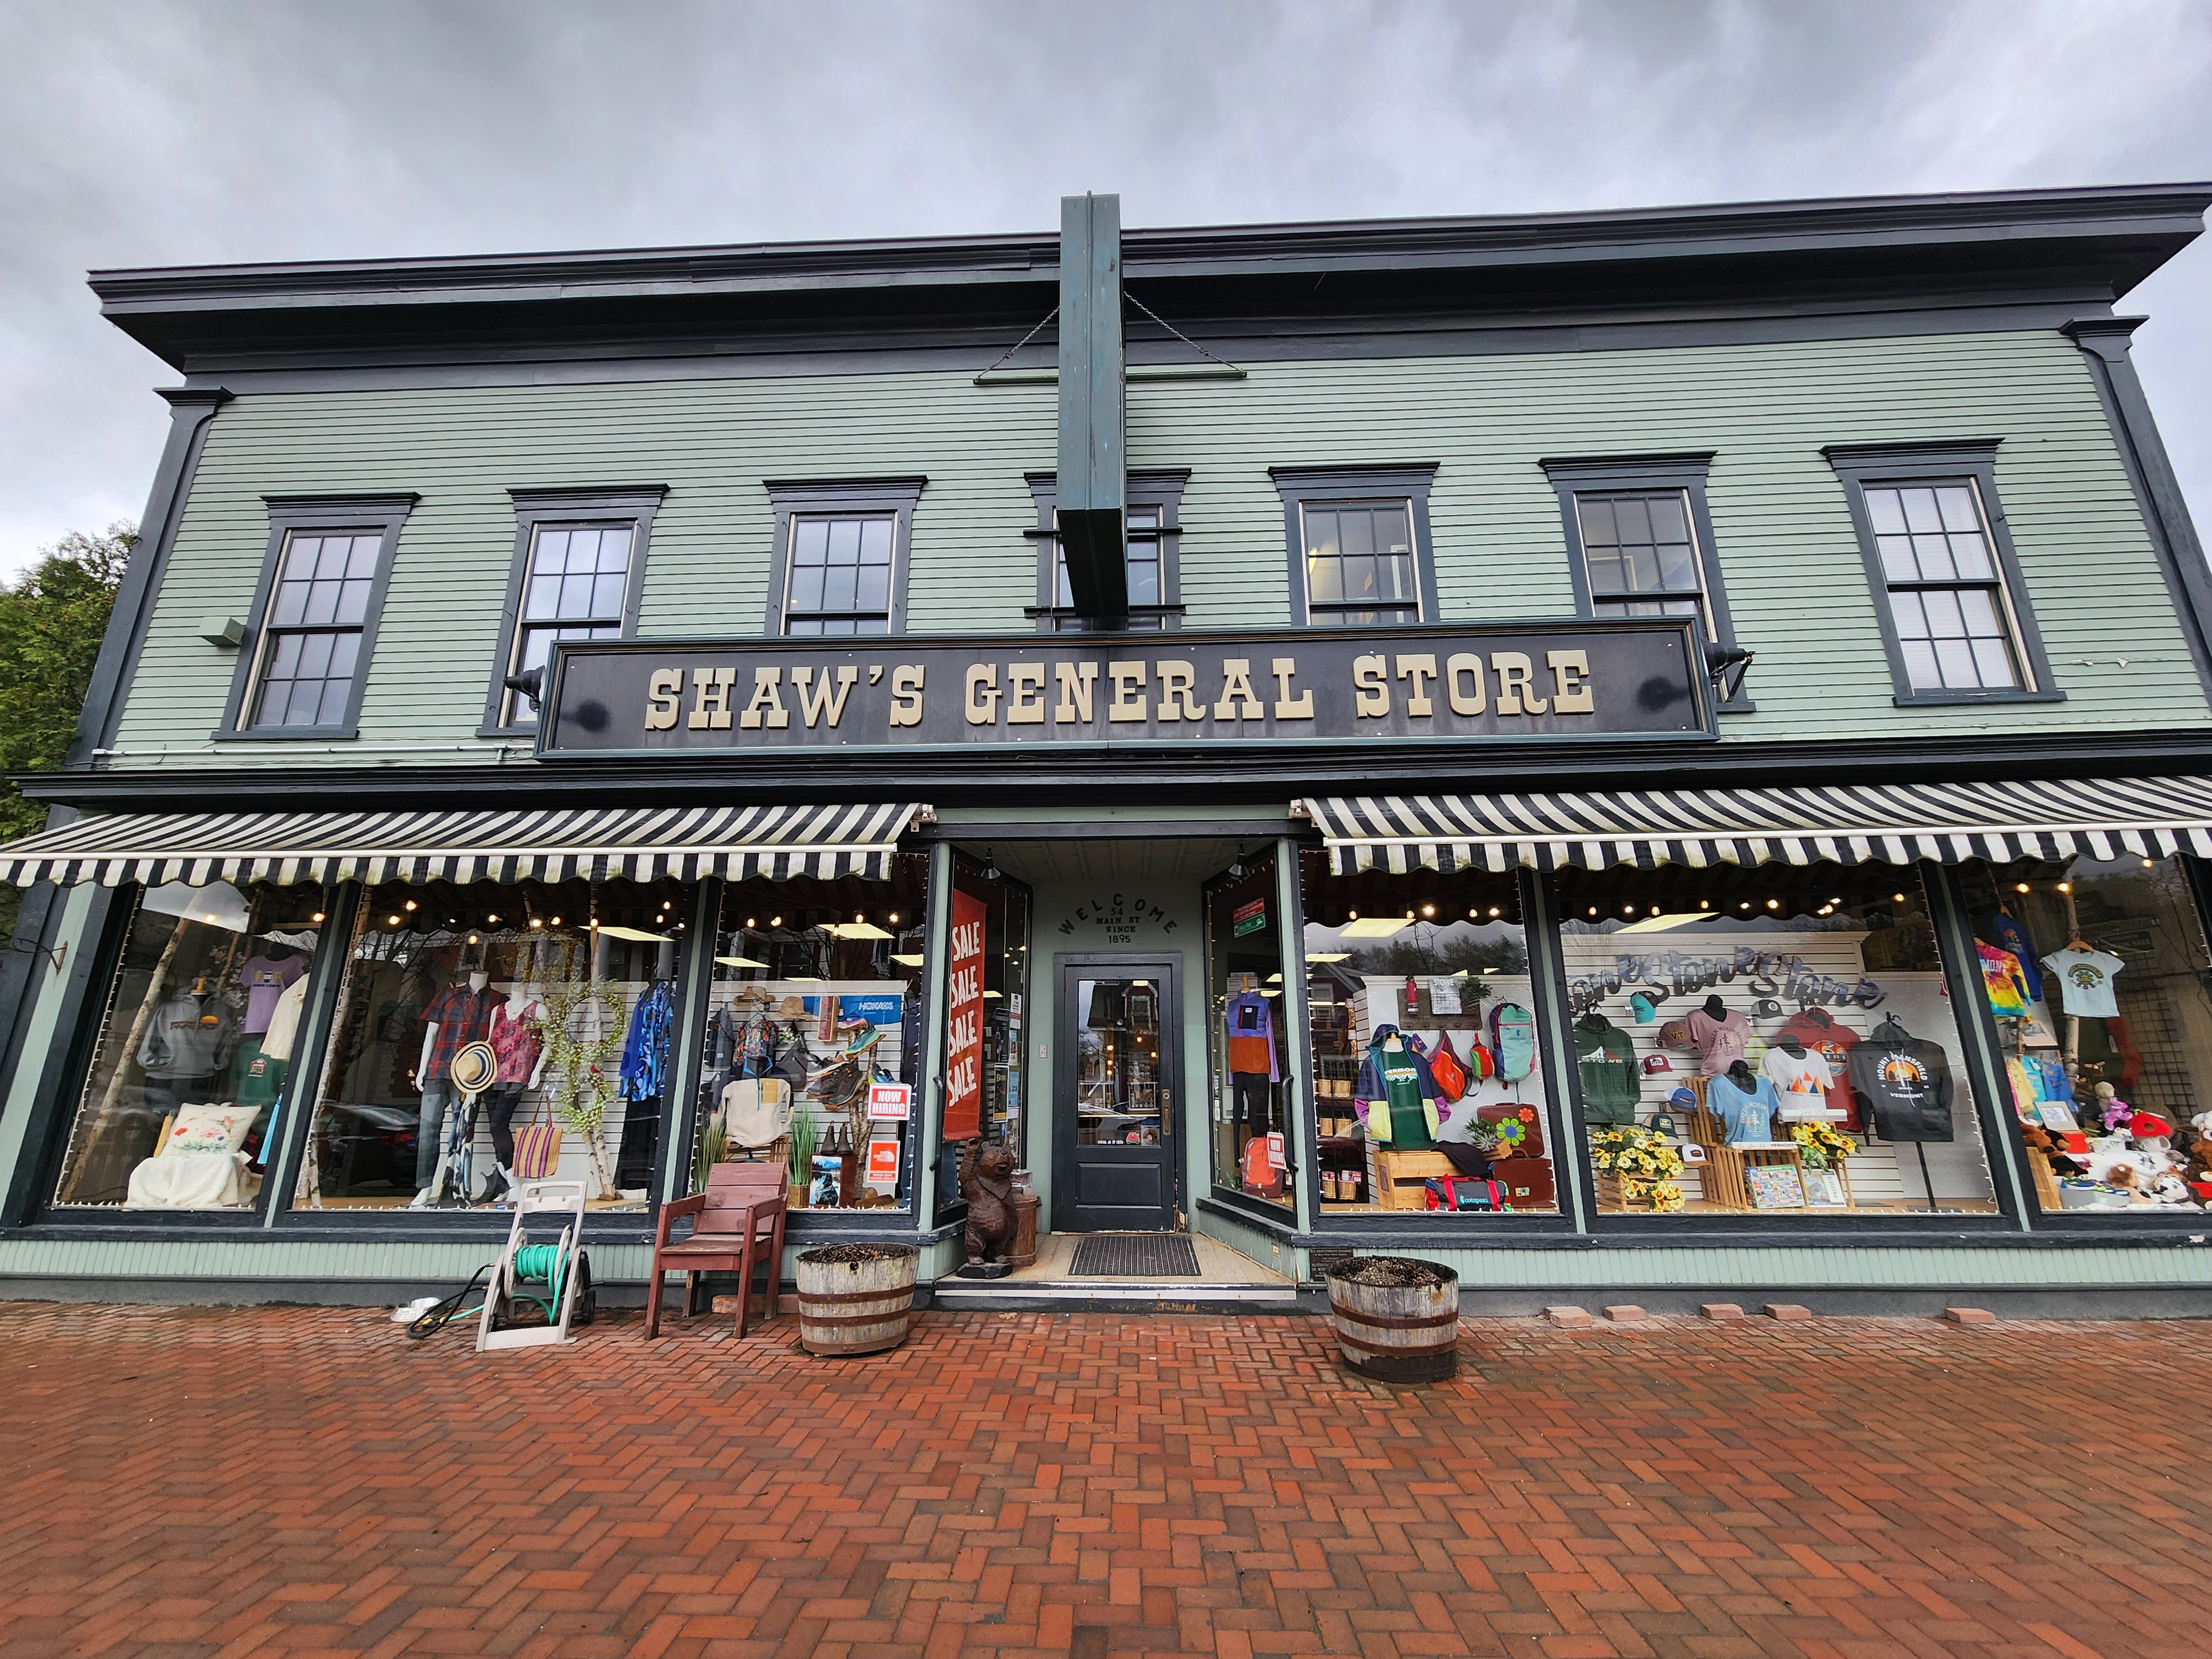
[1,1303,2208,1659]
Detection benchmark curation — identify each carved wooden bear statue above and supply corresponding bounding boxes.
[961,1139,1016,1267]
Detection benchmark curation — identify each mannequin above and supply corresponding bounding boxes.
[1707,1057,1780,1145]
[1849,1014,1954,1209]
[410,967,503,1206]
[1686,995,1752,1077]
[473,976,551,1203]
[1354,1025,1442,1151]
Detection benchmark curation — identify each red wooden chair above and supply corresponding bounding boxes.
[646,1161,787,1338]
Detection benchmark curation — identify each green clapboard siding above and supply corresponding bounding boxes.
[112,327,2201,761]
[1304,1242,2212,1291]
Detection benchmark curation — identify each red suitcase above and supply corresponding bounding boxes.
[1478,1103,1545,1161]
[1490,1155,1556,1212]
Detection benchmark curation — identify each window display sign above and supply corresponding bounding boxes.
[944,889,988,1140]
[536,619,1711,756]
[868,1081,912,1120]
[1233,898,1268,937]
[865,1134,901,1192]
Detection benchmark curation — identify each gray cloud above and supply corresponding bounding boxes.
[0,0,2206,571]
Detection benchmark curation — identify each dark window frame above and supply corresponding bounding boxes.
[761,476,925,637]
[1024,468,1190,632]
[217,494,416,740]
[1824,440,2062,708]
[1270,464,1441,628]
[1542,452,1752,713]
[480,486,665,734]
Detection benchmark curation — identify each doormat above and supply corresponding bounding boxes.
[1070,1233,1202,1278]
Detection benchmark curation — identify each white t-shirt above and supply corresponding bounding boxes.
[1761,1045,1835,1114]
[2040,947,2125,1020]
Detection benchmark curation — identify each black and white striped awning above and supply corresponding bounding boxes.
[1299,780,2212,875]
[0,801,927,888]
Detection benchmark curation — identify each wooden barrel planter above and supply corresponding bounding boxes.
[795,1243,919,1357]
[1324,1255,1461,1383]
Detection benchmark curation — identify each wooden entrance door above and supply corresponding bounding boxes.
[1053,956,1180,1232]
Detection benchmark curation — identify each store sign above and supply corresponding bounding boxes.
[865,1135,902,1192]
[943,889,987,1140]
[536,620,1710,757]
[867,1082,912,1121]
[1233,898,1267,937]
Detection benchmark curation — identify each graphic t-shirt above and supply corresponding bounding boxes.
[1686,1008,1751,1077]
[1990,912,2044,1001]
[1778,1011,1861,1130]
[1846,1032,1956,1142]
[1705,1073,1782,1144]
[234,953,308,1035]
[2039,948,2125,1020]
[1976,942,2033,1018]
[1224,991,1279,1080]
[1761,1046,1836,1117]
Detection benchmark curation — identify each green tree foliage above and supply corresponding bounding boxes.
[0,524,134,842]
[1351,930,1529,978]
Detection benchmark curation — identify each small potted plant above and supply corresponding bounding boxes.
[785,1114,817,1208]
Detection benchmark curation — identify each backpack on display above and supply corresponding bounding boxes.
[1427,1031,1470,1102]
[1425,1175,1502,1212]
[1490,1001,1537,1081]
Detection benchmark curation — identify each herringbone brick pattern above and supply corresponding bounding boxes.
[0,1303,2206,1658]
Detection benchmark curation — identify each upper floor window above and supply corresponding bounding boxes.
[1302,500,1419,626]
[1825,441,2057,707]
[223,494,414,739]
[1270,464,1438,628]
[1577,492,1703,619]
[1543,453,1749,712]
[252,532,381,728]
[1027,469,1187,632]
[764,477,923,636]
[1863,482,2020,692]
[486,487,662,731]
[786,514,895,635]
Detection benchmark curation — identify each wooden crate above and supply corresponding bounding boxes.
[1373,1148,1455,1211]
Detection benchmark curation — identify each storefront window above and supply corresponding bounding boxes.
[1959,855,2212,1212]
[1554,865,1996,1217]
[1204,852,1292,1208]
[301,877,685,1211]
[691,853,930,1211]
[937,856,1031,1219]
[51,879,327,1209]
[1300,851,1558,1215]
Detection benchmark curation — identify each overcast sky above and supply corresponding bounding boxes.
[1,0,2208,576]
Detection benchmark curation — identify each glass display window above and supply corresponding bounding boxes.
[692,853,931,1212]
[1552,865,1997,1217]
[49,879,327,1210]
[936,854,1032,1222]
[1958,855,2212,1213]
[1204,851,1292,1210]
[1299,850,1557,1217]
[300,876,686,1211]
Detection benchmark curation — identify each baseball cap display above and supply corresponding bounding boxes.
[1657,1019,1689,1050]
[1754,998,1783,1018]
[1668,1086,1698,1113]
[1641,1053,1672,1074]
[1629,992,1657,1024]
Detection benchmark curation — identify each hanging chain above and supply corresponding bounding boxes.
[977,306,1058,377]
[1125,289,1244,373]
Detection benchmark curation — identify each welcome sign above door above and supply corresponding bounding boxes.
[536,619,1712,757]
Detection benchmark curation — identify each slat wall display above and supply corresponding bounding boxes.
[1557,930,1997,1212]
[110,327,2199,763]
[1323,974,1557,1213]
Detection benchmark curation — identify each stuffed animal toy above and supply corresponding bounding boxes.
[2094,1082,2135,1134]
[2148,1171,2197,1207]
